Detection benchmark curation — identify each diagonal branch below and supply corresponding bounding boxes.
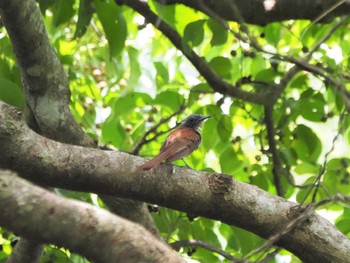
[118,0,270,105]
[0,170,183,263]
[0,0,159,245]
[132,104,186,155]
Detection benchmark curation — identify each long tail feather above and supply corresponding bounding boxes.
[139,151,170,170]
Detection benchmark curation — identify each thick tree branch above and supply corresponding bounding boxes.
[1,102,349,263]
[118,0,270,105]
[0,0,159,245]
[0,0,94,147]
[6,239,42,263]
[0,170,183,263]
[155,0,350,25]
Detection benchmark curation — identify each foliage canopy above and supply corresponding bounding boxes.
[1,0,350,262]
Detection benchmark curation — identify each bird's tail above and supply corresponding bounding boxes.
[139,151,170,171]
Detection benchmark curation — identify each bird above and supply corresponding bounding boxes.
[139,114,210,171]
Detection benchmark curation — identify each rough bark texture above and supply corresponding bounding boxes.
[1,102,349,263]
[0,0,159,255]
[0,170,184,263]
[0,0,94,146]
[5,239,43,263]
[156,0,350,25]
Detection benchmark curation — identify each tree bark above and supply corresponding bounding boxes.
[1,102,349,263]
[0,2,159,259]
[155,0,350,25]
[0,170,184,263]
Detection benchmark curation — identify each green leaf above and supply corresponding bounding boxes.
[202,117,219,150]
[152,1,176,26]
[294,163,320,175]
[336,218,350,235]
[74,0,94,38]
[292,124,322,163]
[219,147,245,174]
[264,23,281,45]
[207,18,228,46]
[155,91,184,111]
[127,47,142,88]
[102,118,129,149]
[300,91,325,122]
[154,61,169,87]
[52,0,75,27]
[217,115,233,141]
[115,92,152,114]
[183,20,206,47]
[38,0,56,14]
[208,56,231,78]
[0,78,25,108]
[95,0,127,59]
[250,173,270,191]
[250,54,267,78]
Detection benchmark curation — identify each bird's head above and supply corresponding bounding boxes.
[180,114,210,129]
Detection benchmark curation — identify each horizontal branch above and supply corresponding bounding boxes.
[0,169,183,263]
[155,0,350,25]
[0,102,349,263]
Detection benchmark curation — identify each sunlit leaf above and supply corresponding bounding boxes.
[0,78,25,108]
[74,0,94,38]
[95,0,127,59]
[183,20,206,47]
[52,0,75,26]
[207,18,228,46]
[209,56,231,78]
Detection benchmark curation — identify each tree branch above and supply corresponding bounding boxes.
[6,239,42,263]
[264,105,284,197]
[0,0,94,147]
[0,0,159,244]
[0,102,349,263]
[132,104,186,155]
[170,239,239,261]
[118,0,270,105]
[155,0,350,25]
[0,170,183,263]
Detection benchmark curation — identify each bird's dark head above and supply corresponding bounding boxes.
[180,114,210,129]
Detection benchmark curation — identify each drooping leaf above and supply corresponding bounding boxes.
[52,0,75,27]
[155,91,184,111]
[208,56,232,78]
[183,20,206,47]
[217,115,233,142]
[74,0,94,38]
[95,0,127,59]
[292,124,322,163]
[207,18,228,46]
[0,78,25,108]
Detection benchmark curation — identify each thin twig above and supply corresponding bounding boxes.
[117,0,270,105]
[240,204,315,261]
[306,16,348,57]
[300,110,347,204]
[264,105,284,197]
[170,239,240,261]
[132,104,186,155]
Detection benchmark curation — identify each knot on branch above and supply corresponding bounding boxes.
[207,173,233,195]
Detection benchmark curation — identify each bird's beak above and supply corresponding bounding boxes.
[200,115,211,122]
